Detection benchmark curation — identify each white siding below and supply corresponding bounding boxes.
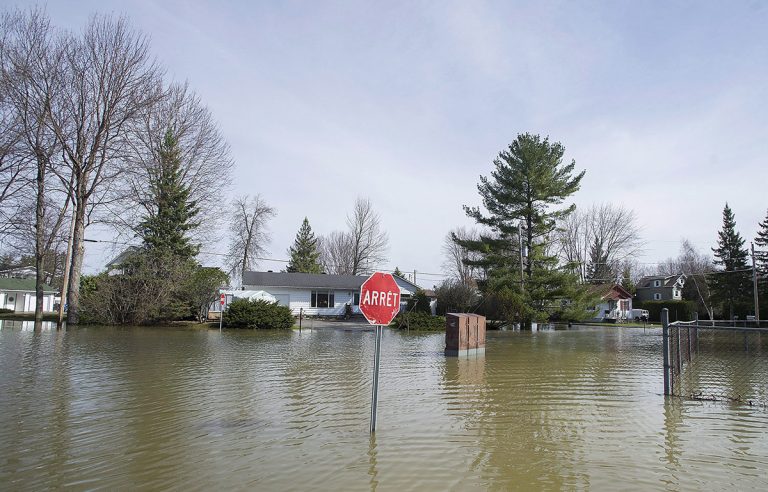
[241,286,357,316]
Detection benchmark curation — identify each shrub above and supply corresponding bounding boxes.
[391,312,445,331]
[224,299,294,329]
[435,280,479,315]
[406,289,433,314]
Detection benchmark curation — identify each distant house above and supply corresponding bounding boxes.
[589,283,633,321]
[636,274,685,302]
[0,266,37,279]
[223,271,423,317]
[0,266,54,284]
[0,278,58,312]
[105,246,141,275]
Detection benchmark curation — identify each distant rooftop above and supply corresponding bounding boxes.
[0,277,57,292]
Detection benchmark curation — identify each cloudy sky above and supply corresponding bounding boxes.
[23,0,768,286]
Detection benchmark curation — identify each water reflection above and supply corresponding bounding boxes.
[0,319,58,331]
[1,326,767,490]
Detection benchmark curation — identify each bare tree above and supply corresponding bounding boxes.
[442,226,480,285]
[556,203,644,283]
[347,197,388,274]
[121,81,233,239]
[226,195,276,286]
[317,198,389,276]
[318,231,354,275]
[0,8,73,326]
[44,14,164,323]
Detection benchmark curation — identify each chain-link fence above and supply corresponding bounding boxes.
[663,310,768,407]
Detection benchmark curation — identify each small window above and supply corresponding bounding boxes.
[654,293,661,300]
[654,280,661,287]
[311,290,335,308]
[353,292,360,306]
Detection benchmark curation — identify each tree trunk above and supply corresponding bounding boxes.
[34,158,46,330]
[66,198,87,324]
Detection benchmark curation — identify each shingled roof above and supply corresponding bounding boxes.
[0,277,57,292]
[242,271,367,290]
[637,274,686,289]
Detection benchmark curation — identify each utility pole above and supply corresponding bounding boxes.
[751,242,760,322]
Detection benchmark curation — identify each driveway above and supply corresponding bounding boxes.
[296,318,378,331]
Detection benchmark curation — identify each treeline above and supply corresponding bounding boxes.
[434,135,768,327]
[0,8,234,324]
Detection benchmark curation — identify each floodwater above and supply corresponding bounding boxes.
[1,322,767,490]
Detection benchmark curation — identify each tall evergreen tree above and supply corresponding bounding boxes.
[458,133,587,327]
[754,209,768,313]
[755,209,768,276]
[709,203,751,319]
[586,236,613,284]
[286,217,321,273]
[138,129,200,259]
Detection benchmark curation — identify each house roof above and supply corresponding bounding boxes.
[243,271,368,290]
[637,274,686,289]
[0,266,38,278]
[589,283,633,300]
[105,246,140,269]
[0,277,57,293]
[392,274,422,293]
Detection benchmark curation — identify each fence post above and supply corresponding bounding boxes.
[694,312,699,353]
[662,308,671,396]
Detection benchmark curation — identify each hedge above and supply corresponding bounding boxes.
[224,299,294,329]
[391,312,445,331]
[635,300,696,323]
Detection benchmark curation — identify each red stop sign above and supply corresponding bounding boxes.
[359,272,401,325]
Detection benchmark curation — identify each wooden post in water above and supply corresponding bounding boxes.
[662,308,671,396]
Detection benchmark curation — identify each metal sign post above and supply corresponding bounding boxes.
[359,272,401,434]
[370,325,382,433]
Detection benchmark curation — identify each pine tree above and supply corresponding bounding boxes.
[393,266,405,278]
[709,203,751,319]
[286,217,322,273]
[755,209,768,276]
[754,209,768,314]
[458,133,586,327]
[586,237,613,284]
[138,129,200,259]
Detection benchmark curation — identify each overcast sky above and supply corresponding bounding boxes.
[21,0,768,286]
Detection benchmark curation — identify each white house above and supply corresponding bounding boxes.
[0,278,58,313]
[589,283,633,321]
[214,271,424,317]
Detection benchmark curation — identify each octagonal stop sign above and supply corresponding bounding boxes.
[359,272,401,325]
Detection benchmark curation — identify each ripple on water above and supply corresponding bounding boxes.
[1,326,767,490]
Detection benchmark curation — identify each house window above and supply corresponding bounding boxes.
[654,293,661,300]
[353,292,360,306]
[654,280,661,287]
[311,290,335,308]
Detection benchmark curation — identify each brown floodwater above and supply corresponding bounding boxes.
[1,322,767,490]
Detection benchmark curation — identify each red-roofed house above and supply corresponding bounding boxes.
[589,284,633,321]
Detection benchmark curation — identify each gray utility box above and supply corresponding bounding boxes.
[445,313,486,356]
